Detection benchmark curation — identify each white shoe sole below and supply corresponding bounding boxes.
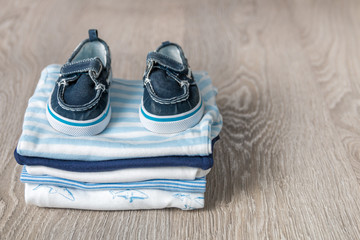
[139,98,204,134]
[46,100,111,136]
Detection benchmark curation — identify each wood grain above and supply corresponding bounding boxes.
[1,0,360,239]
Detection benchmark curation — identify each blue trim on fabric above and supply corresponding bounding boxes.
[21,175,206,187]
[21,168,205,183]
[47,104,110,127]
[22,174,204,182]
[20,168,206,192]
[21,177,206,189]
[141,101,203,122]
[20,179,205,192]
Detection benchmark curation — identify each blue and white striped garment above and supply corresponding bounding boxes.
[17,65,222,161]
[20,167,206,193]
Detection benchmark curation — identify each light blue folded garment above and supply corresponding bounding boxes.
[20,167,206,193]
[17,65,223,161]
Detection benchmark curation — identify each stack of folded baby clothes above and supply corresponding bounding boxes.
[14,30,222,210]
[14,66,222,210]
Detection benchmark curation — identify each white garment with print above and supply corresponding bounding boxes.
[25,183,204,210]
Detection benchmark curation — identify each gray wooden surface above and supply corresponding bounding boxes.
[1,0,360,239]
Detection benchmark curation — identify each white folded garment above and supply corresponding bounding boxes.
[21,167,206,192]
[25,165,210,183]
[25,183,204,210]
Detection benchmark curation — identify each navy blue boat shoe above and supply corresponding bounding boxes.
[139,41,204,133]
[46,29,112,136]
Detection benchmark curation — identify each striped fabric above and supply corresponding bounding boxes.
[20,167,206,193]
[17,65,222,161]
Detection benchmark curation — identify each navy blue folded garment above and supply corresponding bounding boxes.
[14,151,213,171]
[14,137,219,172]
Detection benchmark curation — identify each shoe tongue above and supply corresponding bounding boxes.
[61,58,103,106]
[63,73,97,105]
[150,68,184,99]
[147,52,185,72]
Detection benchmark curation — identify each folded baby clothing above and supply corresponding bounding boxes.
[16,66,221,160]
[14,65,223,210]
[20,167,206,192]
[14,138,218,171]
[24,165,210,183]
[25,183,204,210]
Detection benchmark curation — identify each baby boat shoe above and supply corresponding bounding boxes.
[139,41,204,133]
[46,29,112,136]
